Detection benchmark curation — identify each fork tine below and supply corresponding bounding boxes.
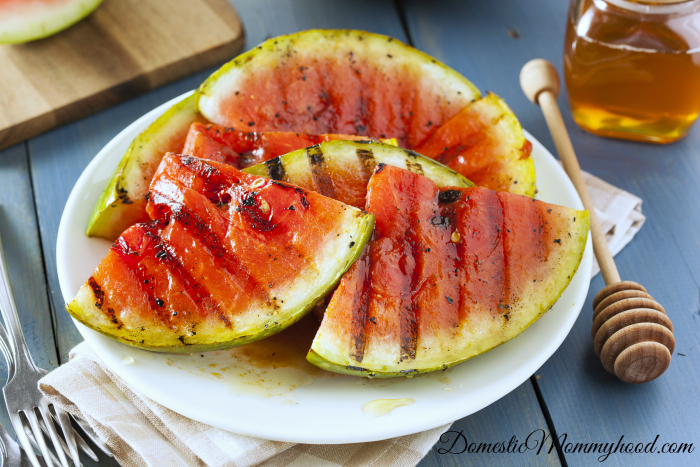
[23,425,64,467]
[54,409,82,465]
[37,403,70,467]
[49,412,99,462]
[10,411,42,467]
[72,416,112,457]
[24,409,55,467]
[46,407,98,461]
[38,413,97,463]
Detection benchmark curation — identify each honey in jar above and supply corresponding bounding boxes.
[564,0,700,143]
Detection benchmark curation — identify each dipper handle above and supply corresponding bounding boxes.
[520,59,620,285]
[520,59,674,384]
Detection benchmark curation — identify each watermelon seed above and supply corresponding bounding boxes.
[446,296,454,304]
[349,242,355,248]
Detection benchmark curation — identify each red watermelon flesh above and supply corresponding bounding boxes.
[181,122,372,168]
[415,93,535,196]
[67,153,374,352]
[308,164,589,376]
[197,31,479,150]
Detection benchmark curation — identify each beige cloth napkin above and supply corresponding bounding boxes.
[39,343,449,467]
[580,170,646,278]
[38,171,644,467]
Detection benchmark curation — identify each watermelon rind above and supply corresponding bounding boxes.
[87,93,207,240]
[308,194,590,378]
[243,140,474,198]
[0,0,104,44]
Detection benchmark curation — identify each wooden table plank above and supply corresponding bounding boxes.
[0,143,59,440]
[401,1,700,466]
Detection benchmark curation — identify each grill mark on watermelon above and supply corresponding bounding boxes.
[178,155,241,201]
[355,148,377,178]
[88,277,105,309]
[148,190,262,308]
[397,194,425,362]
[87,276,125,329]
[306,146,337,198]
[349,250,372,363]
[110,226,171,318]
[140,223,227,326]
[264,157,287,181]
[496,195,512,322]
[404,153,425,176]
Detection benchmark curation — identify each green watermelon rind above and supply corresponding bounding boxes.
[68,205,375,353]
[87,93,206,240]
[308,207,590,378]
[0,0,104,44]
[196,29,481,128]
[243,140,474,191]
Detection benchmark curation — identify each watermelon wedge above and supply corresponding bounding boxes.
[308,164,589,377]
[197,30,480,149]
[244,140,473,209]
[68,153,374,352]
[0,0,103,44]
[182,122,371,167]
[415,93,536,197]
[87,94,208,240]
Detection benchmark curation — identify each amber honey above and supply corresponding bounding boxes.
[564,0,700,143]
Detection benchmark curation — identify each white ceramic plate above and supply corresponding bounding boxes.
[57,91,592,444]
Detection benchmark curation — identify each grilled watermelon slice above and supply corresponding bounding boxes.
[197,30,480,149]
[308,164,589,377]
[415,93,536,197]
[68,153,374,352]
[244,140,473,209]
[182,122,371,167]
[87,94,208,240]
[0,0,103,44]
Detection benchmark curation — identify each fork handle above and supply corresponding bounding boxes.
[0,231,38,374]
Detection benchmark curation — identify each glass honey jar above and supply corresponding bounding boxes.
[564,0,700,143]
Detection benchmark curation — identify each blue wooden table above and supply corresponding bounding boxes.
[0,1,698,466]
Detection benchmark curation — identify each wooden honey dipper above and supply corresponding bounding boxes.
[519,59,675,384]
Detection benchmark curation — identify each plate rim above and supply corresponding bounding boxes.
[57,91,592,443]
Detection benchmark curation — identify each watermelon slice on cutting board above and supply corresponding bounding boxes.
[68,153,374,352]
[308,164,589,377]
[0,0,104,44]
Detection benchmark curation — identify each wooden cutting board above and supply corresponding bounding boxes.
[0,0,244,151]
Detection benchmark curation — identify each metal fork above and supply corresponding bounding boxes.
[0,231,81,467]
[0,419,49,467]
[0,320,106,466]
